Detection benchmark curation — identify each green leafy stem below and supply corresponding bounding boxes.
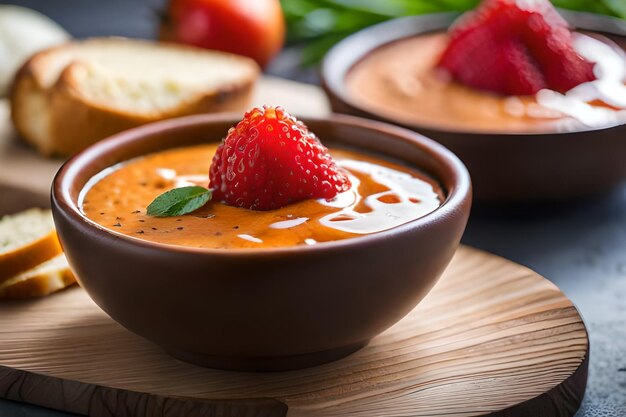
[280,0,626,66]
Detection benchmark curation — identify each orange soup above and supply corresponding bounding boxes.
[80,144,443,249]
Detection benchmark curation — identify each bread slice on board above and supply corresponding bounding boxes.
[11,38,260,156]
[0,254,76,299]
[0,208,62,283]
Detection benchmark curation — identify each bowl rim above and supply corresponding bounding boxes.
[52,112,471,257]
[321,11,626,137]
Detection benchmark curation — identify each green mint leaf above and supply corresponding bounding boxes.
[147,186,212,217]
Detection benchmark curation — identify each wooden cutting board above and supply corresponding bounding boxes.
[0,77,587,416]
[0,246,588,417]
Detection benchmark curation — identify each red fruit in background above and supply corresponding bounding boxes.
[438,26,545,95]
[438,0,596,95]
[209,106,351,211]
[160,0,285,68]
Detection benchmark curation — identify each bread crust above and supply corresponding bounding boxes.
[0,229,62,284]
[11,38,258,156]
[0,262,76,299]
[10,61,50,154]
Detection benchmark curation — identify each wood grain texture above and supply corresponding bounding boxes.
[0,246,588,417]
[0,77,586,416]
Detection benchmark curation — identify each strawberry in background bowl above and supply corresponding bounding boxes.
[438,0,596,96]
[322,0,626,202]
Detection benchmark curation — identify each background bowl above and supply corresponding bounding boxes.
[322,11,626,203]
[51,113,471,371]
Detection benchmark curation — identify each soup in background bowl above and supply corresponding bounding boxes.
[322,12,626,202]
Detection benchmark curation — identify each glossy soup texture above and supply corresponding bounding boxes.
[80,144,444,249]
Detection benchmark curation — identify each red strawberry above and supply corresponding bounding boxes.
[209,106,351,210]
[439,27,545,95]
[438,0,595,95]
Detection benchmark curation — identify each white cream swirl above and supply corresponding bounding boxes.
[536,33,626,128]
[318,160,441,234]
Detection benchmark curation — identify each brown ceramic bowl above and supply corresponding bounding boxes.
[322,11,626,203]
[51,113,471,371]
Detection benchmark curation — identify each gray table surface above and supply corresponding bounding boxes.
[1,0,625,416]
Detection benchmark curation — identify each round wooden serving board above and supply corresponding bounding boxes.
[0,246,588,417]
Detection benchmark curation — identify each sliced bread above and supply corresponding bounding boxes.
[0,254,76,299]
[11,37,259,156]
[0,208,62,283]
